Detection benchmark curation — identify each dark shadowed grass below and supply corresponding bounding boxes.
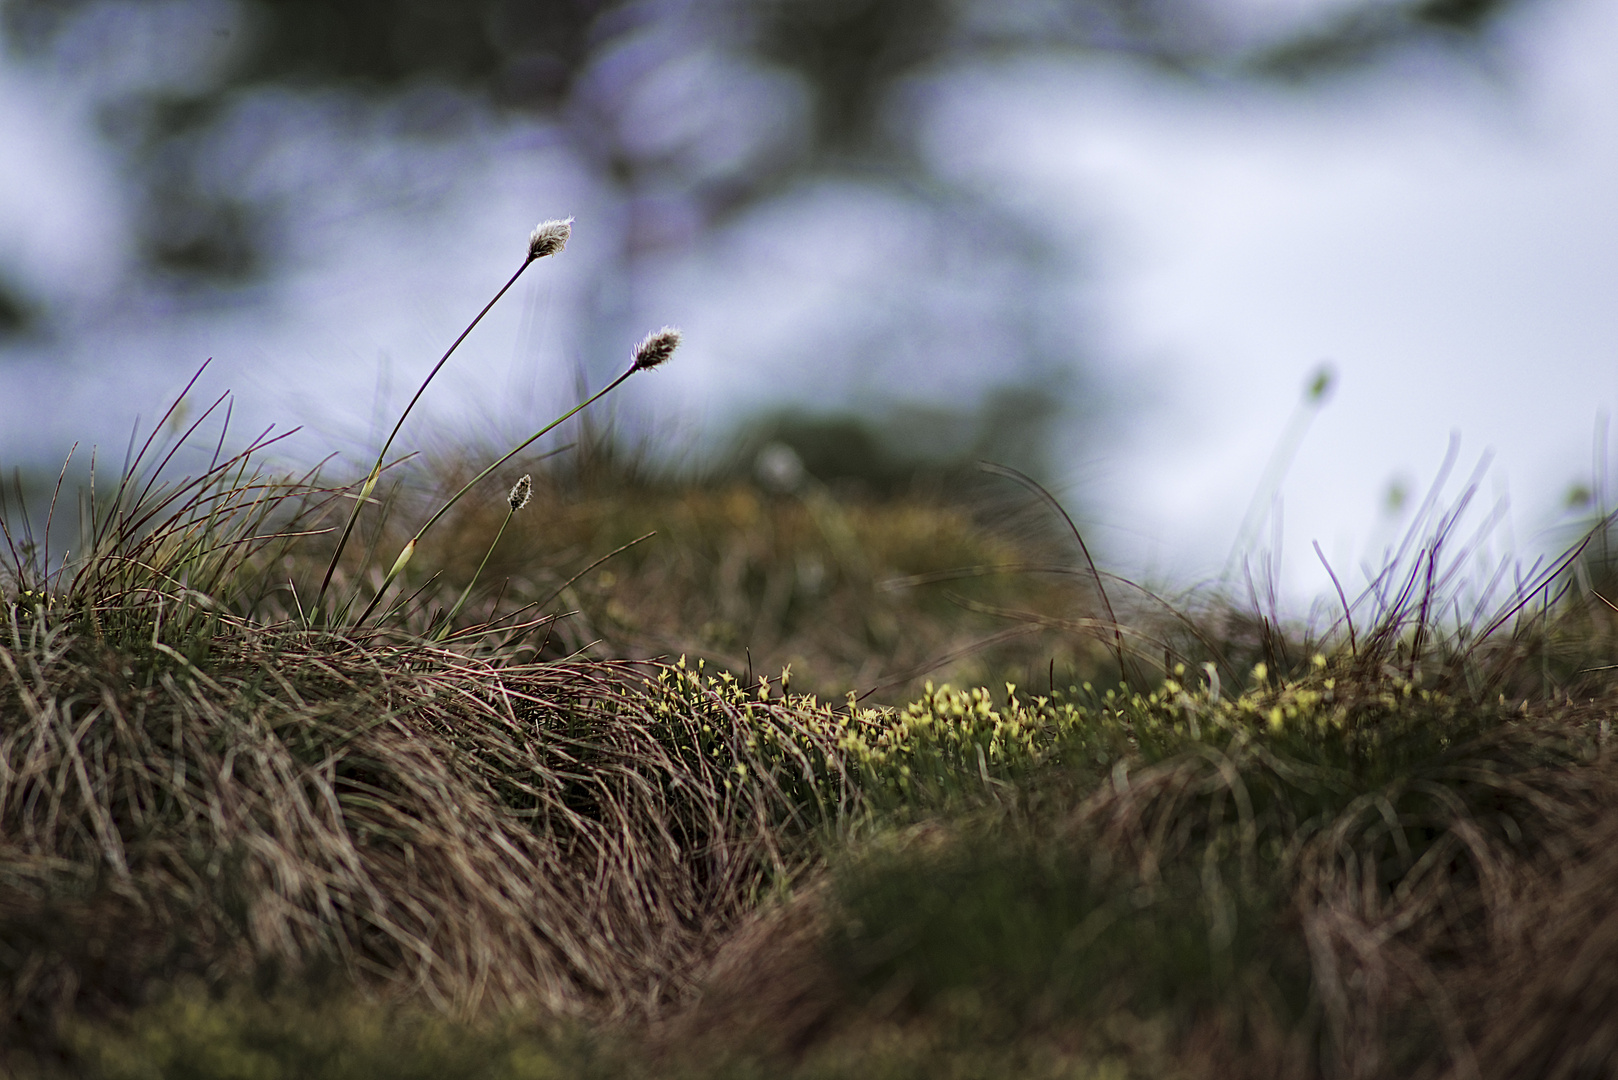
[60,986,616,1080]
[0,608,883,1042]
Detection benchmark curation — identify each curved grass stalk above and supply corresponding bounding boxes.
[354,355,654,629]
[433,475,531,640]
[313,219,574,619]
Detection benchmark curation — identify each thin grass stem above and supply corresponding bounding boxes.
[354,364,643,629]
[315,217,574,620]
[435,503,523,642]
[314,256,538,616]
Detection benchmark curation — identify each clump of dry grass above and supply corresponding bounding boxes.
[0,218,856,1061]
[0,609,875,1051]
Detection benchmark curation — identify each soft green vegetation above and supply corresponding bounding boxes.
[64,990,603,1080]
[8,225,1618,1078]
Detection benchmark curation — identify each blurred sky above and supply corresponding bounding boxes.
[1,0,1616,611]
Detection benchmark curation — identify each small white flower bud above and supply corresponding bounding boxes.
[631,326,681,372]
[528,217,573,260]
[508,474,532,511]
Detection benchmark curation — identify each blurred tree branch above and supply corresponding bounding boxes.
[3,0,1533,280]
[0,0,1539,478]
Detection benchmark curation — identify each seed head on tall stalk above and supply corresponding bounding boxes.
[313,218,573,620]
[353,326,681,629]
[431,474,532,641]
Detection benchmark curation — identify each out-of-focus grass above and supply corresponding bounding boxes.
[60,987,605,1080]
[49,981,1172,1080]
[341,451,1116,703]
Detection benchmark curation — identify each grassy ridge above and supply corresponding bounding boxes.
[7,425,1618,1076]
[8,225,1618,1076]
[24,631,1618,1077]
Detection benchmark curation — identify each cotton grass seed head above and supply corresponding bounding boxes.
[528,217,573,260]
[631,326,681,372]
[508,474,532,511]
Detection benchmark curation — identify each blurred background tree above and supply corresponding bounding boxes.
[0,0,1532,485]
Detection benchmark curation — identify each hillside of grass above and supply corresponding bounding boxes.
[8,435,1618,1078]
[8,224,1618,1078]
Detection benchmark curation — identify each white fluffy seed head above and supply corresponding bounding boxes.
[631,326,681,372]
[508,474,532,511]
[528,217,573,259]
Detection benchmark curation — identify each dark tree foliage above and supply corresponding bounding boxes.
[235,0,608,103]
[2,0,1530,284]
[1252,0,1524,77]
[0,0,1536,477]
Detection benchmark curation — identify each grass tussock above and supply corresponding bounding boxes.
[7,592,1031,1035]
[10,220,1618,1078]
